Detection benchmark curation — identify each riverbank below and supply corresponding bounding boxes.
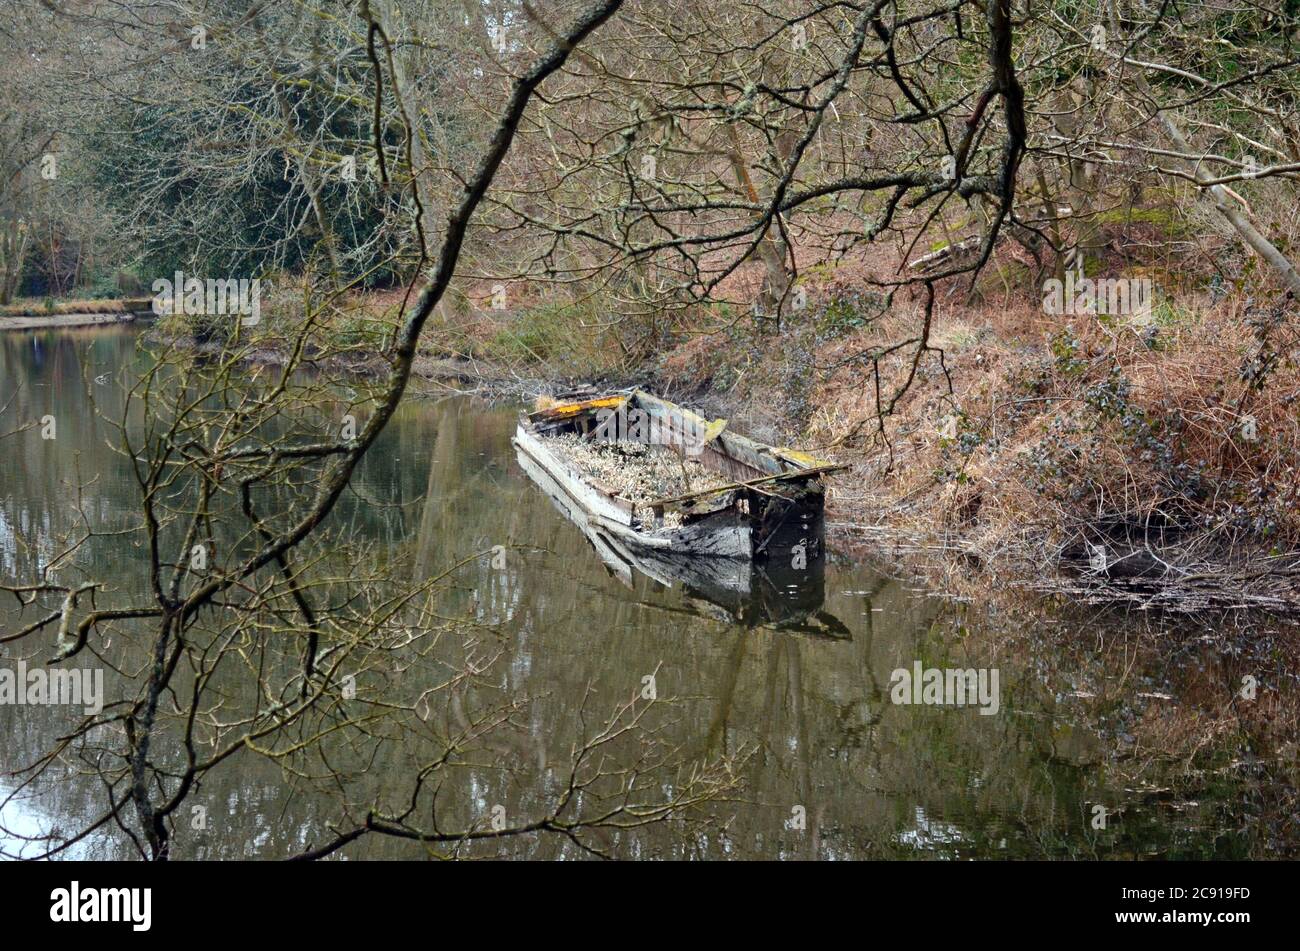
[0,311,141,331]
[680,294,1300,614]
[0,297,153,332]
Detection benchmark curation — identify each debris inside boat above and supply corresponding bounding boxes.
[512,389,842,561]
[545,434,731,528]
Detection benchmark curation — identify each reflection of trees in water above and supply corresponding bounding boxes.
[391,406,1300,858]
[0,330,141,580]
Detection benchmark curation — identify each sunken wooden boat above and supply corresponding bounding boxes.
[512,390,839,563]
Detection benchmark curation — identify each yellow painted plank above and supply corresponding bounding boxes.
[531,395,627,420]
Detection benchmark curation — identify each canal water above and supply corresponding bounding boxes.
[1,326,1296,859]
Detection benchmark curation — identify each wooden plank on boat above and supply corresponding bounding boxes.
[528,395,627,423]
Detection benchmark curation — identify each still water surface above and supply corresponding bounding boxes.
[1,327,1296,859]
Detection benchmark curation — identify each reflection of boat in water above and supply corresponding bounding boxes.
[513,396,850,638]
[651,543,850,638]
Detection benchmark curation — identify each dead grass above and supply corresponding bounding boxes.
[798,284,1300,610]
